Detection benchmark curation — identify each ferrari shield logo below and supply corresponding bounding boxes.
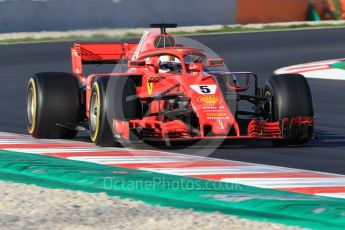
[147,78,154,96]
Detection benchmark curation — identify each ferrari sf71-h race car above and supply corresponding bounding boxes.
[26,24,314,147]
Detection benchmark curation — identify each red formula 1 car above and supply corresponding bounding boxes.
[26,24,314,146]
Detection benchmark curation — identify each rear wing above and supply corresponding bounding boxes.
[71,43,138,78]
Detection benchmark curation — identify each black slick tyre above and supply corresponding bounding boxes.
[106,77,142,144]
[263,74,314,145]
[89,77,115,147]
[26,72,81,139]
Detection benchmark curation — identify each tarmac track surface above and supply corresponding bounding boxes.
[1,28,345,174]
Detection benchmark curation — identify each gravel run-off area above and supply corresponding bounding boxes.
[0,180,305,230]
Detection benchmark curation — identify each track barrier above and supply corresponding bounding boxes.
[341,0,345,19]
[236,0,339,24]
[307,2,321,21]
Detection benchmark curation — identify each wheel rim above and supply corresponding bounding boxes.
[27,79,37,134]
[90,91,99,133]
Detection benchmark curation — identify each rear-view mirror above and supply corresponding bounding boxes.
[128,60,147,68]
[206,58,224,67]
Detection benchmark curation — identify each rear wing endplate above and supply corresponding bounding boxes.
[71,43,138,78]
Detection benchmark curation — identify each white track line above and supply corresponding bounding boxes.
[143,166,297,176]
[316,193,345,199]
[220,178,345,188]
[4,148,170,154]
[67,156,199,164]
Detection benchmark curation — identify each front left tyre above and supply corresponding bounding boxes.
[26,72,81,139]
[89,77,115,146]
[263,74,314,145]
[90,76,142,147]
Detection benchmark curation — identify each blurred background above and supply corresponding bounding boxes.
[0,0,344,33]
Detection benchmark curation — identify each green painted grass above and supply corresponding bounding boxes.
[332,61,345,70]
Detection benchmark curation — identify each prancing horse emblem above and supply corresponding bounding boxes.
[147,78,154,96]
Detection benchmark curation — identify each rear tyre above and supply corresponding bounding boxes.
[26,72,81,139]
[89,78,115,147]
[263,74,314,145]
